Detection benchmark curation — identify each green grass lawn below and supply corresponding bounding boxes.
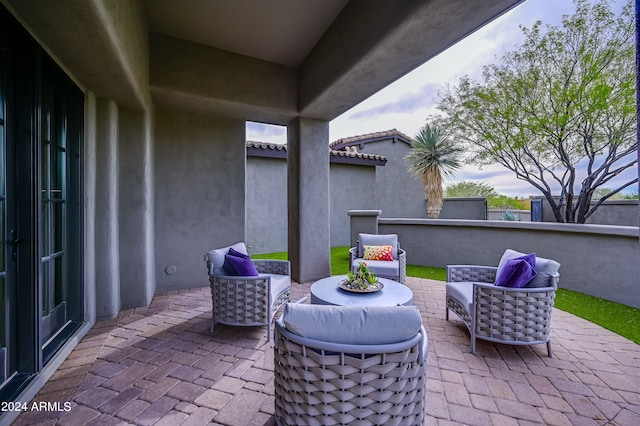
[554,288,640,345]
[253,246,640,344]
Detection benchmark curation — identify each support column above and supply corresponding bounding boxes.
[94,99,120,318]
[84,92,97,322]
[287,117,331,282]
[118,108,155,308]
[348,210,381,247]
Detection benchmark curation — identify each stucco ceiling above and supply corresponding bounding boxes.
[143,0,349,67]
[4,0,524,118]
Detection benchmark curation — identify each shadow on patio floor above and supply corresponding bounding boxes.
[12,278,640,425]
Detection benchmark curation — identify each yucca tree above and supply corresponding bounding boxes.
[405,124,463,218]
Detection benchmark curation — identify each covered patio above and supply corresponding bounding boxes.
[14,278,640,425]
[2,0,639,423]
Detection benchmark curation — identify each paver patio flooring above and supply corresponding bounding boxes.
[12,277,640,425]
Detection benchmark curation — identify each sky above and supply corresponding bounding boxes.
[246,0,637,197]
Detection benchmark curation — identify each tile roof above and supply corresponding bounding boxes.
[246,140,387,166]
[246,140,286,152]
[329,148,386,166]
[329,128,412,150]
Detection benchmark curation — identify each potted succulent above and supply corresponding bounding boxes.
[341,262,383,292]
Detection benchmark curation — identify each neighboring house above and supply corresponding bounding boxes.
[247,129,487,253]
[331,130,425,218]
[331,130,486,222]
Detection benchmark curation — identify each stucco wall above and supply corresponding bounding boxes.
[246,157,288,254]
[375,218,640,309]
[154,109,246,289]
[440,198,487,220]
[585,200,639,226]
[539,197,639,226]
[357,139,426,218]
[94,99,120,318]
[118,108,155,308]
[330,164,377,247]
[246,157,379,252]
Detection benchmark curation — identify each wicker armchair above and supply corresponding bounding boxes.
[274,303,428,426]
[446,250,560,357]
[205,242,290,340]
[349,233,407,284]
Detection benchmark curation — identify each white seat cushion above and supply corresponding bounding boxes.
[352,258,399,277]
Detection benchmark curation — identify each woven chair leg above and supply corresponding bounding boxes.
[547,340,553,358]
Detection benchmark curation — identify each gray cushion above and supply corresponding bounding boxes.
[269,274,290,300]
[206,242,248,275]
[282,303,422,345]
[446,281,474,314]
[358,233,398,259]
[352,258,399,277]
[497,249,560,288]
[526,259,560,288]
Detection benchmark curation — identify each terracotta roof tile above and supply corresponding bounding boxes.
[329,128,412,149]
[246,141,287,151]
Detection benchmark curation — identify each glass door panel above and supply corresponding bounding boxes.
[40,89,69,346]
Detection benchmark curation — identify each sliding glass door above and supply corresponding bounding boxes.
[0,5,83,397]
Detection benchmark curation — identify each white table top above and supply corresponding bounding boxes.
[310,275,413,307]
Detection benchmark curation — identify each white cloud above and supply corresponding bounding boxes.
[246,122,286,144]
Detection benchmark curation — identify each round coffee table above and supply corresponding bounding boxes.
[310,275,413,306]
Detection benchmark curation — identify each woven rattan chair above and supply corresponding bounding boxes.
[274,303,428,426]
[205,242,290,340]
[349,233,407,284]
[446,250,560,357]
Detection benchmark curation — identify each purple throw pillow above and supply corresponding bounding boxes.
[495,253,537,288]
[223,254,259,276]
[228,247,249,259]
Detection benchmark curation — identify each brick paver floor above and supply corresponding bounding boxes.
[12,278,640,425]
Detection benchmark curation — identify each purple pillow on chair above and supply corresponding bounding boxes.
[223,254,259,276]
[495,253,537,288]
[228,247,249,259]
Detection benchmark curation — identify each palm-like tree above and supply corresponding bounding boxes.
[405,124,463,218]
